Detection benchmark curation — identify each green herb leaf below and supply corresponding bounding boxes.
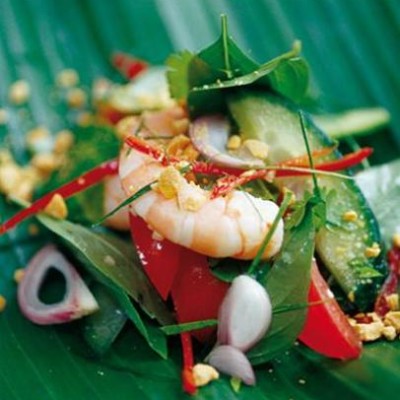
[248,203,315,365]
[166,49,194,100]
[39,125,120,224]
[160,319,218,335]
[36,214,173,357]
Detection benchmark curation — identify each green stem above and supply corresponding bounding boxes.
[221,15,233,79]
[248,191,293,276]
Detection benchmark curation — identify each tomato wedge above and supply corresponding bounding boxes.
[130,213,229,342]
[171,249,229,342]
[298,261,362,360]
[129,214,182,300]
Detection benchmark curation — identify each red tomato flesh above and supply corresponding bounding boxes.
[129,214,182,300]
[298,261,362,360]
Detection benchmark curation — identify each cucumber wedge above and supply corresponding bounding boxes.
[227,90,387,311]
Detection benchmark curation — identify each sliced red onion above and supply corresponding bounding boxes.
[189,115,265,168]
[208,345,256,385]
[218,275,272,352]
[18,244,99,325]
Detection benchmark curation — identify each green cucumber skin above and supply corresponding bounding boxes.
[228,90,387,311]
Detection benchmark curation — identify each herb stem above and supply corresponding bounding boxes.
[248,191,293,276]
[221,15,233,79]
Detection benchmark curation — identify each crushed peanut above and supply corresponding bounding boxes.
[66,88,87,108]
[54,130,74,154]
[383,311,400,332]
[166,134,191,157]
[172,118,189,135]
[9,80,30,104]
[0,295,6,312]
[43,194,68,220]
[177,182,208,211]
[226,135,242,150]
[13,269,25,284]
[385,293,399,311]
[156,166,183,199]
[31,153,59,174]
[354,321,384,342]
[364,242,381,258]
[392,233,400,248]
[115,116,141,139]
[342,210,358,222]
[56,69,79,88]
[382,326,397,341]
[192,364,219,387]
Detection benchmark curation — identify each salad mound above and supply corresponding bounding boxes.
[0,17,397,396]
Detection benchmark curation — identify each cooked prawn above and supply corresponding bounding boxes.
[119,145,284,260]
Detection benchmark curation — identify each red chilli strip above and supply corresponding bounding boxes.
[112,52,148,80]
[0,159,119,234]
[278,146,337,168]
[124,136,178,166]
[180,332,197,395]
[211,170,268,199]
[275,147,373,177]
[374,246,400,316]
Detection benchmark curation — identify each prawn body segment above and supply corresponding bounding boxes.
[119,144,284,260]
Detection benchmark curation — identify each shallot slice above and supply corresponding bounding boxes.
[18,244,99,325]
[208,345,256,386]
[218,275,272,352]
[189,115,265,168]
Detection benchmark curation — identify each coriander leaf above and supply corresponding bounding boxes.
[166,49,194,100]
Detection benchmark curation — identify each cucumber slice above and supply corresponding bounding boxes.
[227,90,387,311]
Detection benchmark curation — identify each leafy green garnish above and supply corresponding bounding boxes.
[36,214,173,358]
[160,319,218,335]
[248,201,316,365]
[39,125,120,224]
[166,15,309,116]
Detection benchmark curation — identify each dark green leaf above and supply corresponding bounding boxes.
[82,283,128,355]
[36,214,172,357]
[161,319,218,335]
[248,204,315,365]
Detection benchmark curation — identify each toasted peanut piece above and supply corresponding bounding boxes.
[192,364,219,387]
[44,194,68,220]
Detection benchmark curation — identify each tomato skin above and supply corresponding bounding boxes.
[298,262,362,360]
[129,214,182,300]
[171,249,229,342]
[130,213,229,342]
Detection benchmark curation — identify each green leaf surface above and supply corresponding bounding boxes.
[1,0,400,399]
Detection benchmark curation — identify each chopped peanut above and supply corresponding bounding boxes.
[13,269,25,284]
[342,210,358,222]
[56,69,79,88]
[354,321,384,342]
[0,295,6,312]
[393,233,400,249]
[365,242,381,258]
[384,311,400,332]
[172,118,189,135]
[9,80,30,104]
[115,116,141,139]
[192,364,219,387]
[182,145,199,162]
[227,135,242,150]
[54,130,74,154]
[382,326,397,341]
[385,293,399,311]
[31,153,59,174]
[67,88,87,108]
[177,182,208,211]
[156,166,183,199]
[44,194,68,220]
[26,126,53,153]
[166,134,191,157]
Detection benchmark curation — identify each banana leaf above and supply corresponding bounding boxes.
[1,0,400,399]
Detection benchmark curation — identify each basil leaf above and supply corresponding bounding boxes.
[248,204,315,365]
